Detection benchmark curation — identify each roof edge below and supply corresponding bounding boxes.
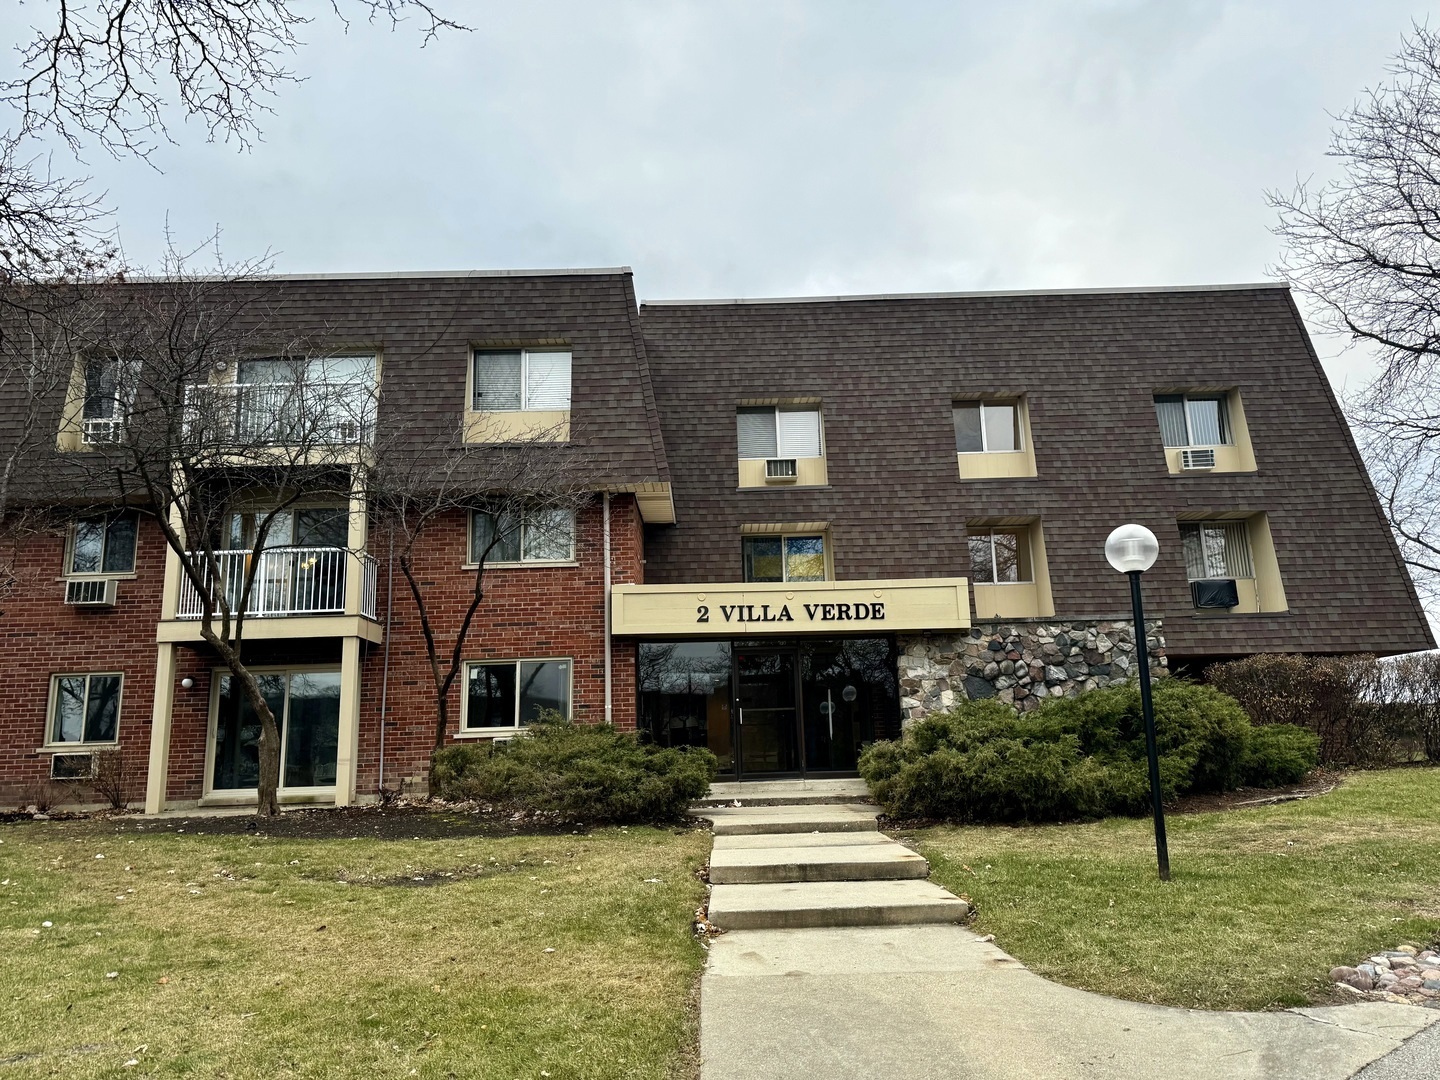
[641,281,1290,308]
[123,266,634,284]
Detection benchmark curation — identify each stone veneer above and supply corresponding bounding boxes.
[896,618,1168,723]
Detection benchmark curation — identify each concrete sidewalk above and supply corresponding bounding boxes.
[699,925,1439,1080]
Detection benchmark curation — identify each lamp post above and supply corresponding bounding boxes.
[1104,524,1170,882]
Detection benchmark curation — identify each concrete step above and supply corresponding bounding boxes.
[707,879,970,931]
[709,840,930,884]
[699,804,880,836]
[697,778,873,807]
[712,832,896,851]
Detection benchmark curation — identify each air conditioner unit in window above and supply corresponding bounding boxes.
[65,578,118,607]
[50,752,96,780]
[1191,578,1240,609]
[764,458,799,482]
[1180,447,1217,470]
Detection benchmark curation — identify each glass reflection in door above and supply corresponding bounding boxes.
[212,669,341,791]
[638,642,733,773]
[801,639,898,771]
[735,650,799,775]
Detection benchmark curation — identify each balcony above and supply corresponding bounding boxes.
[175,547,379,622]
[183,381,377,447]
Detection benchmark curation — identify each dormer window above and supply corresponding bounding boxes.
[954,400,1020,453]
[1155,394,1231,447]
[81,357,133,445]
[473,349,572,412]
[737,406,823,460]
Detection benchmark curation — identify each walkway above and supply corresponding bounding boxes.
[693,793,1439,1080]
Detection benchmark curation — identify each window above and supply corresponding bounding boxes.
[464,659,572,730]
[49,674,121,745]
[737,406,823,459]
[954,401,1020,453]
[1179,522,1254,580]
[68,513,138,576]
[81,357,133,444]
[742,534,827,582]
[1155,394,1231,448]
[472,349,572,411]
[468,508,576,564]
[968,529,1034,583]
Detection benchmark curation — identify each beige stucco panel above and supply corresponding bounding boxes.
[738,455,828,489]
[465,409,570,444]
[612,577,969,637]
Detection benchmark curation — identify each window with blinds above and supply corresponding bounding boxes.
[1179,521,1254,579]
[1154,394,1231,447]
[473,349,572,411]
[736,406,823,459]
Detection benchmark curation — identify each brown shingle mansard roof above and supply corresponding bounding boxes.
[636,283,1434,658]
[0,268,670,501]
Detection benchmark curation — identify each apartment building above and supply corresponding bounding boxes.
[0,273,1429,807]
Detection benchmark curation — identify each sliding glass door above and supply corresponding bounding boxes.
[211,668,342,793]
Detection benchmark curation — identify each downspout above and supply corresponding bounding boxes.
[603,492,613,726]
[377,526,395,796]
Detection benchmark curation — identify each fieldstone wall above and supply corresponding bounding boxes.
[896,618,1167,723]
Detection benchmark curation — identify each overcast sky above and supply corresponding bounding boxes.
[1,1,1430,390]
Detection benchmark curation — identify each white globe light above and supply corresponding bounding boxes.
[1105,524,1160,574]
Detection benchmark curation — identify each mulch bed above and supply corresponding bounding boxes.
[4,802,593,840]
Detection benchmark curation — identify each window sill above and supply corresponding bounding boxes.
[454,728,524,740]
[1187,609,1291,618]
[460,560,579,571]
[36,742,120,754]
[735,484,833,492]
[57,573,139,582]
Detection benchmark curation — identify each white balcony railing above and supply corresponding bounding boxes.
[184,381,377,446]
[81,416,125,445]
[176,547,379,621]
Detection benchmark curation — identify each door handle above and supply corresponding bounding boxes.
[737,707,744,726]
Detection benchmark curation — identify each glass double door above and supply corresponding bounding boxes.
[733,643,888,778]
[637,638,900,780]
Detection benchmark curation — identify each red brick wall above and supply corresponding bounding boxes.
[0,495,643,808]
[0,519,172,807]
[354,494,644,796]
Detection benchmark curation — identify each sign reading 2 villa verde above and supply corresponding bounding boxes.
[697,600,885,625]
[610,579,971,637]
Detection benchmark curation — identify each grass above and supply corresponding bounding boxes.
[910,766,1440,1012]
[0,818,710,1078]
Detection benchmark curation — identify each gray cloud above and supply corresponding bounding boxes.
[0,0,1426,387]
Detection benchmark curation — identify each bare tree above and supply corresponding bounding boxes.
[30,243,375,815]
[366,417,595,794]
[0,1,464,279]
[1270,22,1440,604]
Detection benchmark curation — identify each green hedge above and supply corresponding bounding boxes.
[858,681,1317,823]
[431,718,717,824]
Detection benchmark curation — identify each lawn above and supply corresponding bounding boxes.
[910,765,1440,1011]
[0,812,711,1079]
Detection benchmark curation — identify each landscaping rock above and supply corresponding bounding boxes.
[1330,966,1373,991]
[1333,943,1440,1009]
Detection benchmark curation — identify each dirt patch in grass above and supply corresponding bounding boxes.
[1169,770,1346,814]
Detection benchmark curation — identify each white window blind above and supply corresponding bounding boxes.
[737,409,779,458]
[525,351,572,410]
[474,351,523,410]
[1179,522,1253,579]
[777,408,823,458]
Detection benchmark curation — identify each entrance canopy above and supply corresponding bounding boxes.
[611,578,970,637]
